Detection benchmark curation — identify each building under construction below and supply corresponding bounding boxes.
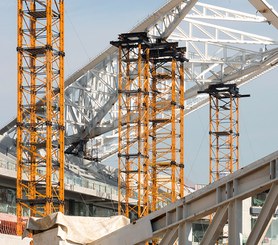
[0,0,277,244]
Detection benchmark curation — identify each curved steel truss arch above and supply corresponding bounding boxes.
[1,0,278,164]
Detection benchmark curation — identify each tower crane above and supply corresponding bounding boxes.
[16,0,65,235]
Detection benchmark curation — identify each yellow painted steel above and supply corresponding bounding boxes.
[150,63,157,212]
[16,0,65,235]
[208,85,240,183]
[115,34,150,220]
[171,60,177,202]
[179,63,185,198]
[16,0,23,235]
[59,0,65,213]
[113,34,186,221]
[142,48,150,217]
[236,98,239,171]
[206,84,245,229]
[149,45,185,211]
[118,46,123,216]
[30,1,37,218]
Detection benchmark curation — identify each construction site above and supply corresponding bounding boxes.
[0,0,277,244]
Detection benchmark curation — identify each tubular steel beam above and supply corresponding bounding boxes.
[112,33,187,220]
[149,42,187,211]
[91,150,278,245]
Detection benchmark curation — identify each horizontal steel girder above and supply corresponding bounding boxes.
[90,150,278,245]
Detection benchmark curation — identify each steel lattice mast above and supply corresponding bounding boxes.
[111,33,150,219]
[149,42,186,210]
[112,32,187,218]
[199,84,249,183]
[16,0,65,235]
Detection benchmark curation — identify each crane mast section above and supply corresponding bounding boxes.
[111,33,151,219]
[149,42,187,210]
[112,32,188,219]
[16,0,65,235]
[199,84,249,183]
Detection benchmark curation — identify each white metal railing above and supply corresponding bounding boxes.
[0,156,119,199]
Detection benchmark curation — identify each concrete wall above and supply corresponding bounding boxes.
[0,234,32,245]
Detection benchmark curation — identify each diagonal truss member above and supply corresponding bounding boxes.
[16,0,65,235]
[199,84,249,183]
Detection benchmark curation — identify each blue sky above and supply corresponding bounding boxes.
[0,0,277,184]
[0,0,165,126]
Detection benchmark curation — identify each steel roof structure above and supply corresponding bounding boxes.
[1,0,278,163]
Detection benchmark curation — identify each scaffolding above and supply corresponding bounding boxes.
[111,33,150,219]
[149,42,186,211]
[199,84,249,183]
[16,0,65,235]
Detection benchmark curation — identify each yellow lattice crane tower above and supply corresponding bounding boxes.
[199,84,249,183]
[16,0,65,235]
[149,42,186,211]
[111,32,151,220]
[112,33,187,220]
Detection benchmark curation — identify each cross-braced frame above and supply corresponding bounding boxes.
[111,33,150,219]
[149,42,186,211]
[16,0,65,235]
[199,84,249,183]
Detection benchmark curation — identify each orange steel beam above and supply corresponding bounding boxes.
[16,0,65,235]
[151,63,157,212]
[179,63,185,198]
[16,0,23,235]
[142,48,150,217]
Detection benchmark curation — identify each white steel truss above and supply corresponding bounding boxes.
[249,0,278,29]
[188,2,267,22]
[90,150,278,245]
[1,0,278,164]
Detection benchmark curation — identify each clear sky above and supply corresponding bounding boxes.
[0,0,277,185]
